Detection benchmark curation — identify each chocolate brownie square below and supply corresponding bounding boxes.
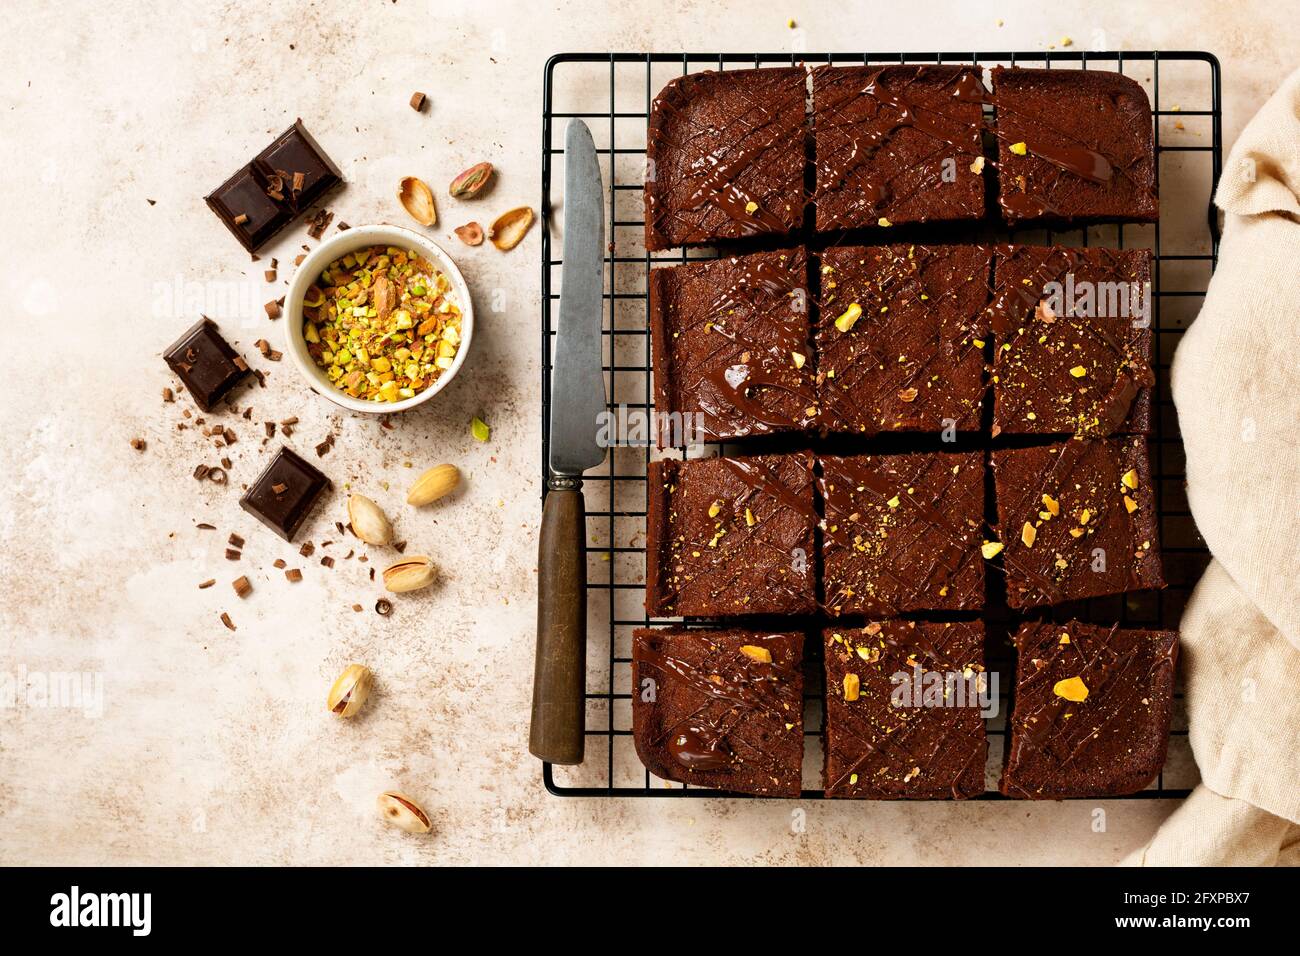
[992,67,1158,225]
[991,437,1164,608]
[812,65,986,231]
[649,249,815,444]
[819,451,985,615]
[816,244,989,435]
[632,627,805,796]
[1001,620,1178,798]
[646,453,816,617]
[989,245,1153,436]
[823,621,987,799]
[645,68,807,251]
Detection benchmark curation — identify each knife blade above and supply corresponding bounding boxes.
[549,119,608,476]
[530,118,607,765]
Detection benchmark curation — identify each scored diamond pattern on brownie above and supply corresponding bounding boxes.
[1001,620,1177,798]
[632,627,804,796]
[991,437,1164,608]
[646,453,817,617]
[819,451,985,615]
[823,621,987,799]
[989,245,1153,437]
[645,67,807,251]
[816,244,989,435]
[648,249,815,444]
[812,65,986,231]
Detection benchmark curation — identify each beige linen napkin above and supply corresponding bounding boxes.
[1122,67,1300,866]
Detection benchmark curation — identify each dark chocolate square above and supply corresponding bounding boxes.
[1001,620,1177,798]
[645,68,806,251]
[646,452,816,617]
[649,249,814,444]
[991,437,1164,608]
[992,67,1158,226]
[812,65,986,231]
[632,627,804,796]
[239,446,331,542]
[206,120,341,253]
[163,317,251,412]
[818,451,985,615]
[823,621,987,799]
[816,244,989,435]
[989,245,1153,436]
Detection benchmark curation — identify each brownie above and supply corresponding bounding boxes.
[812,65,986,231]
[989,245,1153,436]
[992,67,1158,225]
[632,627,805,796]
[1001,620,1178,798]
[991,437,1164,608]
[816,244,989,435]
[823,621,987,799]
[645,68,807,251]
[646,452,816,617]
[649,249,815,444]
[819,451,985,615]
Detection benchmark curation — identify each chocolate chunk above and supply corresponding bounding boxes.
[163,317,252,412]
[645,68,806,250]
[991,436,1164,608]
[823,621,987,799]
[812,65,986,230]
[819,451,985,615]
[205,120,342,254]
[992,67,1158,226]
[645,452,816,616]
[632,627,804,796]
[649,249,814,444]
[238,446,331,542]
[1001,620,1177,798]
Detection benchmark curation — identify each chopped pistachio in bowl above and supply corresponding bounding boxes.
[284,225,474,414]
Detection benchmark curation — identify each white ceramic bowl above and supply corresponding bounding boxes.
[284,224,474,414]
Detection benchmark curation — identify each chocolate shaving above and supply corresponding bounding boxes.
[273,558,287,569]
[220,612,236,631]
[196,522,216,530]
[129,438,146,451]
[193,464,211,480]
[228,533,245,548]
[265,300,282,320]
[265,422,276,438]
[409,91,426,111]
[162,387,175,402]
[271,482,288,495]
[306,209,333,240]
[225,548,242,561]
[299,541,315,557]
[208,468,227,484]
[233,213,249,225]
[320,556,335,568]
[285,568,303,582]
[232,576,252,598]
[375,598,393,616]
[198,579,216,589]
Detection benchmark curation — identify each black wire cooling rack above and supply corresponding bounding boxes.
[539,50,1222,799]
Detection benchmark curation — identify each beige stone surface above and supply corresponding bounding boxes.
[0,0,1291,865]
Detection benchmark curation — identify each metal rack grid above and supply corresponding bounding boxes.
[540,51,1223,798]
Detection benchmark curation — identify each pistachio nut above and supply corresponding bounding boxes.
[407,464,460,506]
[377,790,432,834]
[326,663,373,718]
[448,161,494,198]
[348,494,393,546]
[382,556,437,593]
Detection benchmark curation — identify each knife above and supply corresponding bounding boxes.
[530,119,607,765]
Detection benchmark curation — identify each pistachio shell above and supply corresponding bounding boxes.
[454,221,484,246]
[488,206,534,251]
[347,494,393,546]
[382,556,437,593]
[327,663,373,718]
[407,464,460,506]
[377,791,431,834]
[398,176,437,226]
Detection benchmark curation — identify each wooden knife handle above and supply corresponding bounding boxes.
[530,479,586,765]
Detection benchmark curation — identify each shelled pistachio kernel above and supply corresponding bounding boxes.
[302,244,463,403]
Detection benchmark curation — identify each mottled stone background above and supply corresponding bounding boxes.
[0,0,1290,865]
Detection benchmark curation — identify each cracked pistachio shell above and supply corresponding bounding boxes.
[378,791,431,833]
[327,663,373,718]
[488,206,534,251]
[348,493,393,546]
[398,176,437,227]
[382,556,437,593]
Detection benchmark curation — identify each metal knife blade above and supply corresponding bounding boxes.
[548,119,607,477]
